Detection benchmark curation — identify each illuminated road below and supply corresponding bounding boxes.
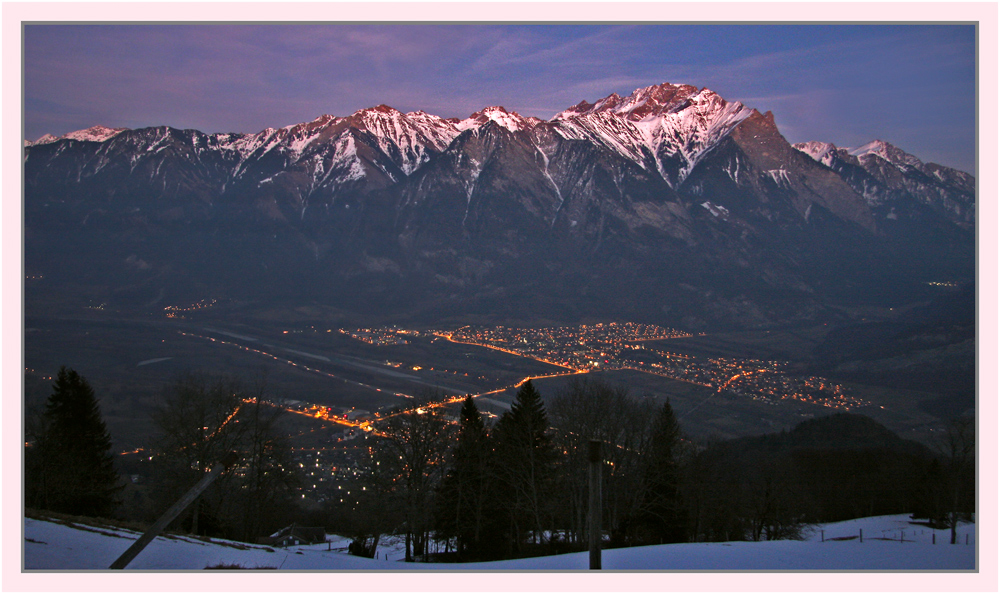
[176,323,860,432]
[433,331,580,371]
[177,328,590,429]
[718,369,767,392]
[177,331,416,400]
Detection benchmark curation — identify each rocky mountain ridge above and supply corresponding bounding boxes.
[23,82,975,329]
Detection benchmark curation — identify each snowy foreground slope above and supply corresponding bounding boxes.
[24,514,974,571]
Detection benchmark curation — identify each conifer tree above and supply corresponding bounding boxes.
[435,395,492,558]
[492,380,557,552]
[636,399,686,543]
[28,367,121,517]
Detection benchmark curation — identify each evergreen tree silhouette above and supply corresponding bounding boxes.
[435,395,494,558]
[636,399,686,543]
[493,380,557,552]
[29,367,121,517]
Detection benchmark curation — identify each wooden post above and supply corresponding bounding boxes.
[860,529,863,543]
[588,440,602,570]
[110,452,239,569]
[821,530,824,542]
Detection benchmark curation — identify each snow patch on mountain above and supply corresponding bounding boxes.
[351,106,459,175]
[550,111,652,169]
[536,146,565,225]
[284,115,342,156]
[701,201,730,218]
[766,168,791,188]
[331,134,372,184]
[638,89,754,186]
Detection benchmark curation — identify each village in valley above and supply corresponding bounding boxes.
[194,320,874,508]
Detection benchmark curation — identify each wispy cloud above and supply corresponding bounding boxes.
[23,24,975,172]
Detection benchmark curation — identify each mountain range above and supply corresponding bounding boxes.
[23,82,975,329]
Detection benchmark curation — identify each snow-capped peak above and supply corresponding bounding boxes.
[635,88,754,186]
[794,141,837,160]
[27,126,128,146]
[613,82,701,120]
[555,82,704,122]
[550,82,755,188]
[27,134,60,146]
[360,104,402,116]
[849,140,923,170]
[793,141,841,168]
[281,114,340,135]
[457,106,531,133]
[553,93,624,120]
[63,125,129,143]
[307,114,338,126]
[341,104,461,175]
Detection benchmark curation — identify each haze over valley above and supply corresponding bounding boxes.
[24,79,975,450]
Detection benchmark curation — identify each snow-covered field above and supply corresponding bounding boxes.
[23,514,975,571]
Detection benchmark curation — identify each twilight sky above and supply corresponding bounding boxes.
[24,23,977,173]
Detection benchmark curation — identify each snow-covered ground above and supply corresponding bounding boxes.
[23,514,975,571]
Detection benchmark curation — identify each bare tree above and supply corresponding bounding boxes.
[150,372,245,535]
[371,397,453,561]
[549,379,663,546]
[936,416,975,544]
[222,373,300,542]
[149,371,298,540]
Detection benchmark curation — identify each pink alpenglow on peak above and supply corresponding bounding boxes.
[457,106,536,133]
[28,125,129,146]
[849,139,925,170]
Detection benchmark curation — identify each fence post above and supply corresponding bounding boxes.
[860,529,863,543]
[588,440,602,571]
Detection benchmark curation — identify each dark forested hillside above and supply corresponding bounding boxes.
[681,413,972,542]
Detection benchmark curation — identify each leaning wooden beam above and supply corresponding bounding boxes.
[109,452,239,570]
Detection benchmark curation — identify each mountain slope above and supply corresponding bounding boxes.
[23,82,975,328]
[794,139,975,228]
